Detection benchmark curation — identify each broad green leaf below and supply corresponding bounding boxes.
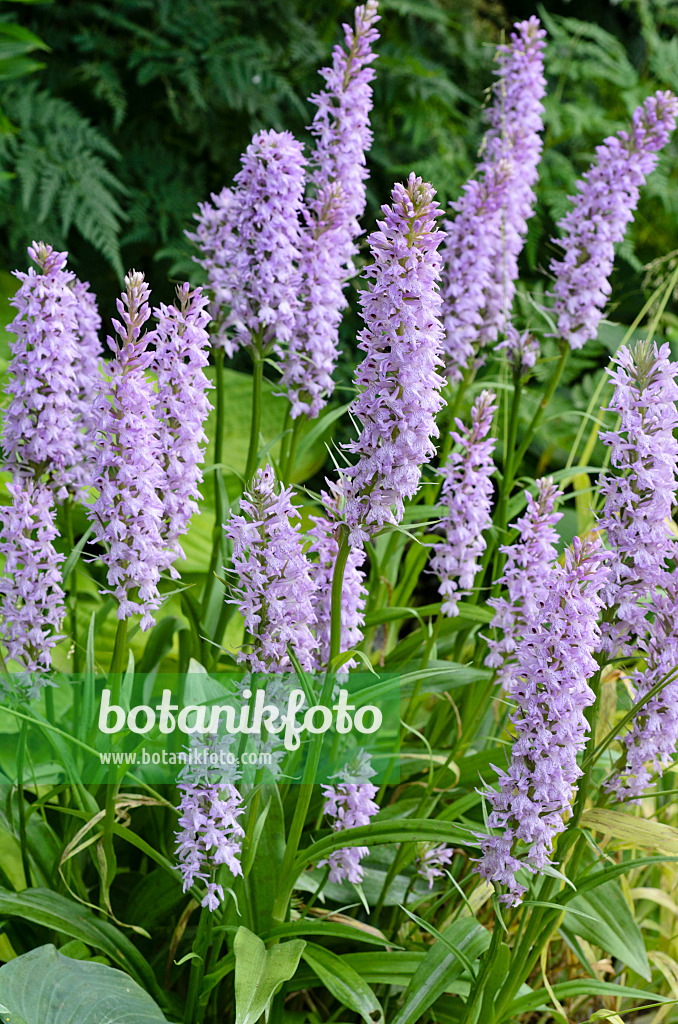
[302,942,384,1024]
[0,1002,28,1024]
[247,787,286,931]
[292,952,424,990]
[507,978,669,1018]
[297,819,475,872]
[0,888,160,998]
[581,808,678,855]
[0,23,48,60]
[267,920,396,949]
[233,927,305,1024]
[562,882,650,981]
[390,918,490,1024]
[0,945,169,1024]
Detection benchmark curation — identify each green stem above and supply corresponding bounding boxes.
[101,618,127,904]
[185,905,215,1024]
[463,903,504,1024]
[401,613,442,727]
[282,415,303,486]
[16,718,32,888]
[271,529,350,925]
[328,529,350,667]
[512,342,569,472]
[214,347,225,473]
[245,350,264,482]
[491,379,522,594]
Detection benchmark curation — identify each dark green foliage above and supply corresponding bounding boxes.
[0,85,127,278]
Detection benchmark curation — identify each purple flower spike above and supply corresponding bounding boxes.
[485,477,562,691]
[87,271,171,631]
[432,390,497,616]
[598,341,678,652]
[0,477,66,693]
[550,91,678,350]
[3,242,102,499]
[319,757,379,885]
[190,130,306,356]
[153,283,213,572]
[278,1,380,419]
[70,277,104,489]
[441,18,546,380]
[606,579,678,802]
[476,536,609,905]
[224,465,318,673]
[175,781,245,910]
[343,174,446,544]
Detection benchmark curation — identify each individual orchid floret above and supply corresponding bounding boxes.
[550,91,678,349]
[153,283,213,572]
[87,271,171,631]
[485,477,563,691]
[606,579,678,802]
[343,174,446,544]
[319,754,379,885]
[189,130,306,357]
[0,478,66,697]
[223,465,318,673]
[441,18,546,380]
[476,535,609,905]
[307,482,367,671]
[598,341,678,651]
[278,1,380,419]
[431,390,497,616]
[417,844,455,890]
[3,242,101,499]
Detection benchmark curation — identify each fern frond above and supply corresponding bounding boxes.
[1,83,127,276]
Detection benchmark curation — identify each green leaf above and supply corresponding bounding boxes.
[0,945,169,1023]
[0,888,161,998]
[297,819,475,873]
[60,525,93,588]
[0,55,44,80]
[247,787,286,932]
[390,918,490,1024]
[301,942,384,1024]
[562,882,650,981]
[267,920,396,949]
[233,927,305,1024]
[0,23,49,60]
[0,1002,28,1024]
[507,978,669,1018]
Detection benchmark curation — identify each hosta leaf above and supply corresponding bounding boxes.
[233,927,305,1024]
[0,888,160,997]
[0,945,169,1024]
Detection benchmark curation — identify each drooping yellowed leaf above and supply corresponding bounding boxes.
[581,808,678,855]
